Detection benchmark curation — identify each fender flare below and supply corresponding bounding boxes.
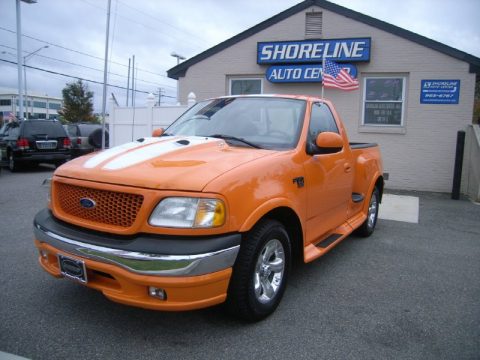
[238,197,303,233]
[362,172,384,214]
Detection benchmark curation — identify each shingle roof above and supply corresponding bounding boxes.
[167,0,480,79]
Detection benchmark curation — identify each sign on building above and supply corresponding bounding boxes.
[420,80,460,104]
[266,64,357,83]
[257,38,371,64]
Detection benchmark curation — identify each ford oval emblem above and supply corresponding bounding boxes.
[80,198,96,209]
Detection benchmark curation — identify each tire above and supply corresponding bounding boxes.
[356,187,380,237]
[8,153,19,172]
[226,219,291,322]
[88,129,109,149]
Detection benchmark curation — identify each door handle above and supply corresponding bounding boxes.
[344,163,352,173]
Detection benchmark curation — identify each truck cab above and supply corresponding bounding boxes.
[34,95,383,321]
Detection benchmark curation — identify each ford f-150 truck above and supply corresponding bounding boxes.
[34,95,383,321]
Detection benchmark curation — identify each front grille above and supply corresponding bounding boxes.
[55,182,144,228]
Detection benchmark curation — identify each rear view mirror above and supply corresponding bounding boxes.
[152,128,164,137]
[315,132,343,153]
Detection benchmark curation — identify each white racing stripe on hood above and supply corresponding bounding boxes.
[83,137,166,169]
[102,136,218,170]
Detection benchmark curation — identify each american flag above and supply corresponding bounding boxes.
[323,59,359,91]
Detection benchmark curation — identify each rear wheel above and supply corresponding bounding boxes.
[356,187,380,237]
[226,219,291,322]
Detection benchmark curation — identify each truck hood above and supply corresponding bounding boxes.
[56,136,273,191]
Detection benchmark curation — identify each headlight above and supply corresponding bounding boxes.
[149,197,226,228]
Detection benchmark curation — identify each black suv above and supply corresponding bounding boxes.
[0,120,71,171]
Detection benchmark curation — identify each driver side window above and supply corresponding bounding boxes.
[308,103,339,143]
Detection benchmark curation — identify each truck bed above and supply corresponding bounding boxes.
[349,142,378,149]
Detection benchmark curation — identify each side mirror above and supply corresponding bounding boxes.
[315,132,343,153]
[152,128,164,137]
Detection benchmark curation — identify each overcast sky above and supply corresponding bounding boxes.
[1,0,479,111]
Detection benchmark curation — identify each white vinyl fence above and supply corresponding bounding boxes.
[108,93,196,147]
[462,124,480,202]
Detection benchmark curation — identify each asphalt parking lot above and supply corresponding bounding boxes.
[0,166,479,360]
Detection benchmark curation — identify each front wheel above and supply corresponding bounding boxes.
[8,153,19,172]
[356,187,380,237]
[226,219,291,322]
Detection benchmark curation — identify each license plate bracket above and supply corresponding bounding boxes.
[58,254,88,283]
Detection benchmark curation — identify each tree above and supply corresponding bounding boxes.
[58,80,95,123]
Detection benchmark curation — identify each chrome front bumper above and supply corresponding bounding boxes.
[34,215,240,277]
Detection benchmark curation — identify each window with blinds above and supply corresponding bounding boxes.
[305,12,322,39]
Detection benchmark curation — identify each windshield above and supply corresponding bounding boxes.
[165,97,306,150]
[23,121,67,138]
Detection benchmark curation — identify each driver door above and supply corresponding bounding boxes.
[304,103,354,245]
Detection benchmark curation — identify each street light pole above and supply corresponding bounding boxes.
[170,52,185,104]
[23,45,48,119]
[16,0,37,120]
[16,0,24,120]
[101,0,112,150]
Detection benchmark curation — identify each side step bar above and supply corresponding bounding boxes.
[316,233,342,248]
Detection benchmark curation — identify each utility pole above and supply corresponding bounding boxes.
[101,0,112,150]
[126,57,130,106]
[131,55,135,106]
[24,45,48,119]
[16,0,24,120]
[157,87,164,106]
[15,0,37,120]
[170,52,186,104]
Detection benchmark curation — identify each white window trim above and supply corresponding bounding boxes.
[229,77,263,95]
[361,76,406,128]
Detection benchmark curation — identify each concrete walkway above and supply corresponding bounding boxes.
[379,193,420,223]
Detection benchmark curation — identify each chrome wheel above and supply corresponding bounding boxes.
[367,190,378,229]
[254,238,285,304]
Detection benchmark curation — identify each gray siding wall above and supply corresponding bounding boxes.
[178,5,476,192]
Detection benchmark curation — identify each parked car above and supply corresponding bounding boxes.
[0,119,71,171]
[64,123,109,158]
[34,95,383,321]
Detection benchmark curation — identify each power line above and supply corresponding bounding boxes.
[116,0,209,46]
[0,43,176,89]
[0,26,170,78]
[0,57,175,99]
[79,0,206,51]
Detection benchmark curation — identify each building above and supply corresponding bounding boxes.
[167,0,480,193]
[0,88,63,123]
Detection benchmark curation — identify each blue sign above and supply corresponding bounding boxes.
[257,38,371,64]
[266,64,357,83]
[420,80,460,104]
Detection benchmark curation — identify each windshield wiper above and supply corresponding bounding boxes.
[206,134,262,149]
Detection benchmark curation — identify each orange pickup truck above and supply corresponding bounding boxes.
[34,95,383,321]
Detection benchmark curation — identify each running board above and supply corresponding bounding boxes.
[316,233,342,248]
[304,223,354,263]
[352,193,364,203]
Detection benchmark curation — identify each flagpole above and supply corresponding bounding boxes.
[321,52,326,99]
